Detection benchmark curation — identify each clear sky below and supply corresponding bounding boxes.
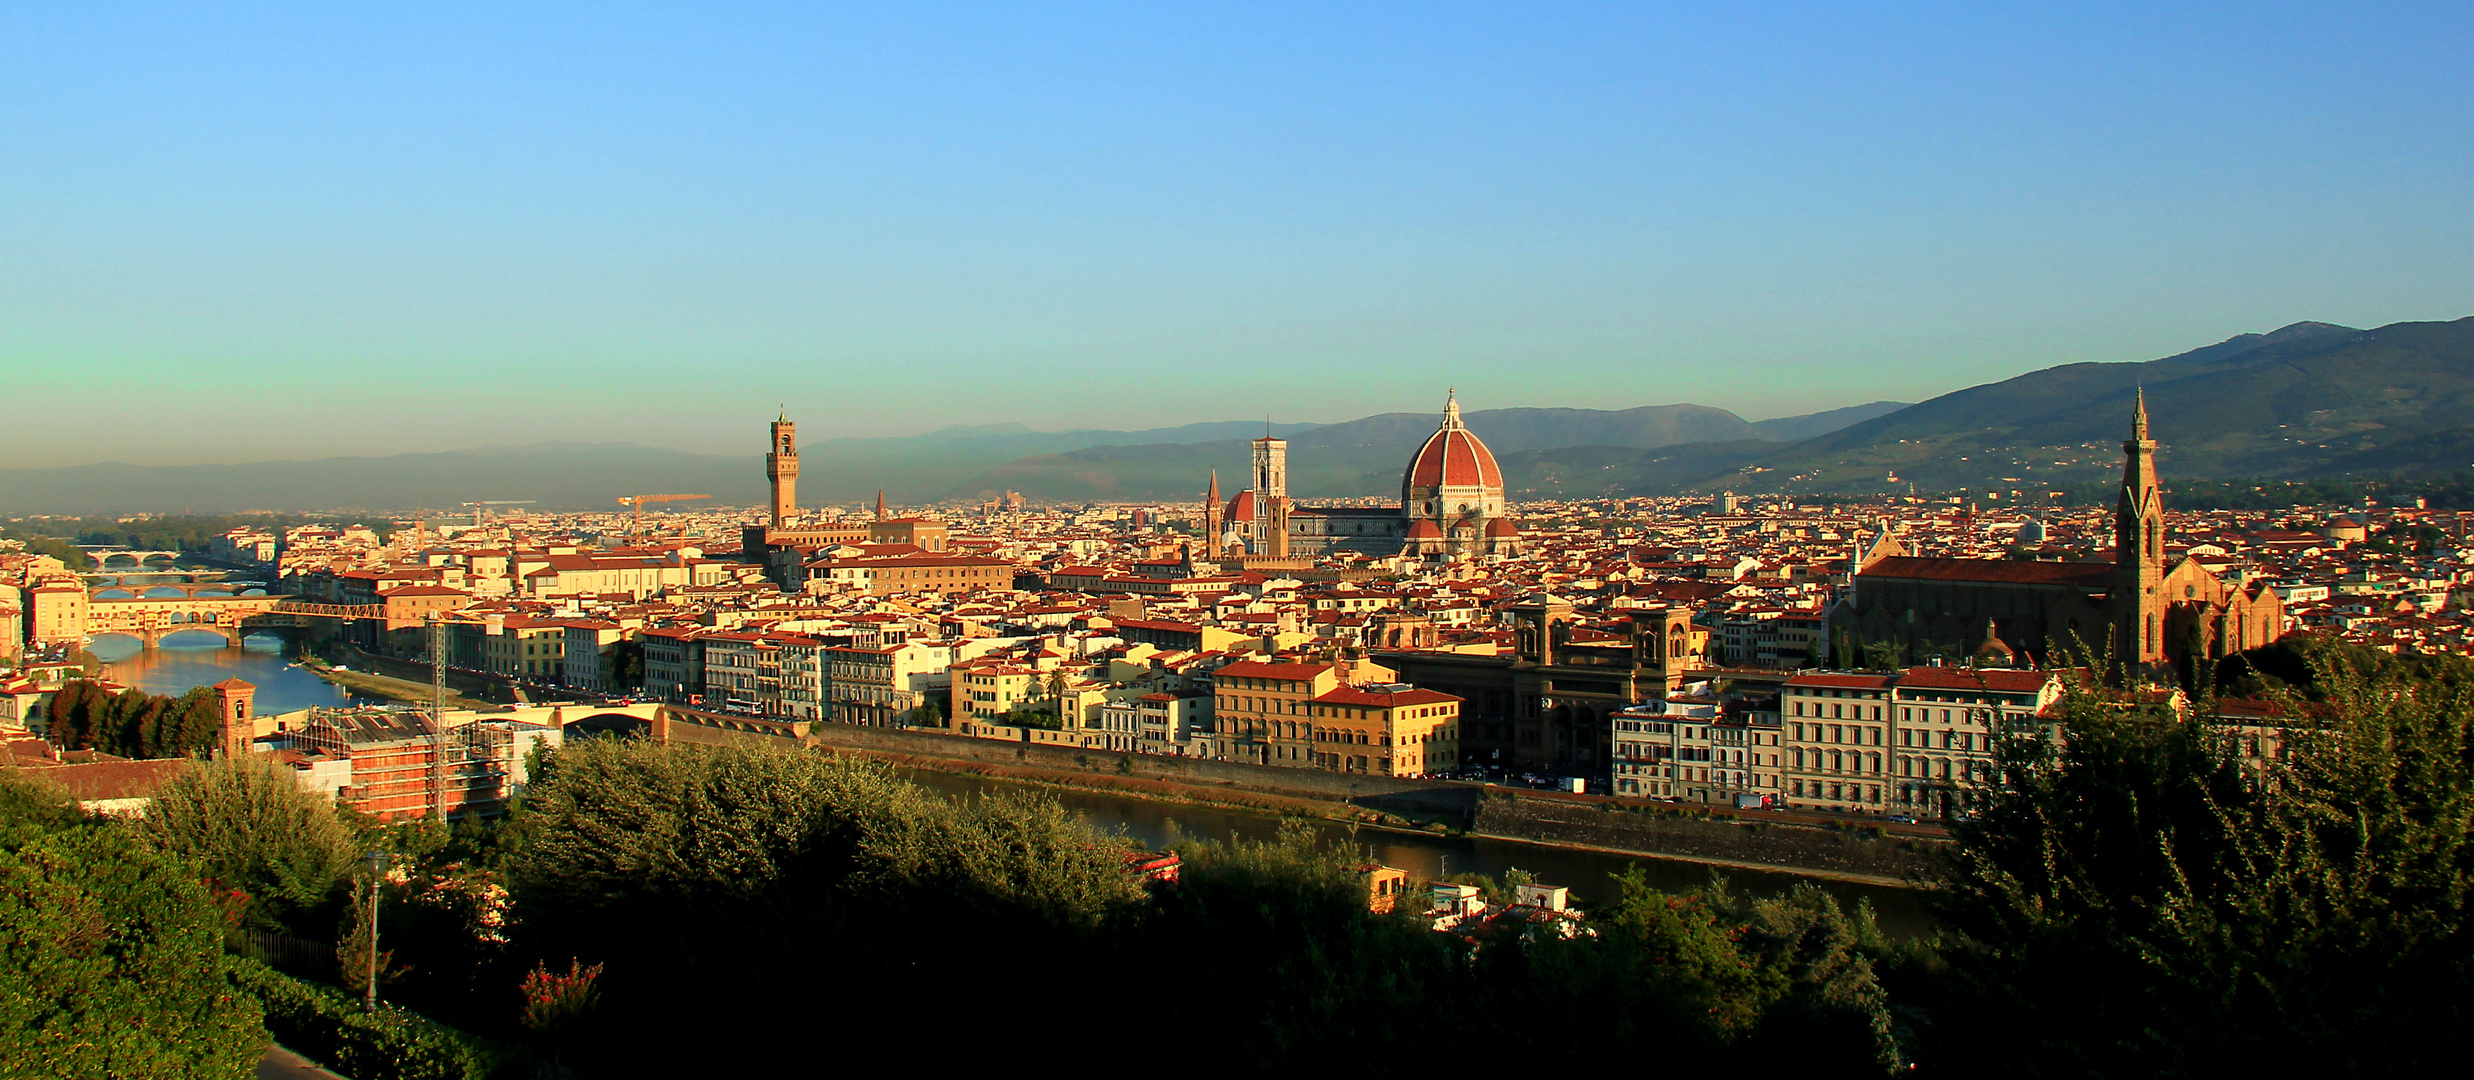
[3,2,2468,466]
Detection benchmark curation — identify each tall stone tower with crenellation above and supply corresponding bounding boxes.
[766,412,799,528]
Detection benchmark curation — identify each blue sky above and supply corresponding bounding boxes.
[3,2,2468,466]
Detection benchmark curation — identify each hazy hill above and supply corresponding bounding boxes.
[0,445,770,519]
[1650,317,2474,497]
[944,402,1906,502]
[0,402,1899,514]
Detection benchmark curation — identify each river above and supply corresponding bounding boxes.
[87,634,379,714]
[903,769,1937,937]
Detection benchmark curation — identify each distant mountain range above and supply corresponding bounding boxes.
[0,403,1905,514]
[1531,316,2474,499]
[6,314,2466,515]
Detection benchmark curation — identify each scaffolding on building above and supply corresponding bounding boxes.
[292,704,514,819]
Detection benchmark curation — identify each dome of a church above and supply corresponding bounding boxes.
[1224,489,1257,523]
[1402,391,1503,492]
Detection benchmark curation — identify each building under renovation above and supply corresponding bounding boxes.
[286,707,558,819]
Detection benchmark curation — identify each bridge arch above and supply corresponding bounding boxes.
[156,627,240,648]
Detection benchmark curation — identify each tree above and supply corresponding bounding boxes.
[1927,640,2474,1075]
[0,773,266,1079]
[141,756,358,928]
[43,681,220,759]
[501,741,1140,1073]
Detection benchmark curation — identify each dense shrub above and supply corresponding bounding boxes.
[0,774,266,1080]
[228,956,504,1080]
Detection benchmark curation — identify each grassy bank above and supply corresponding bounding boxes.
[303,661,488,710]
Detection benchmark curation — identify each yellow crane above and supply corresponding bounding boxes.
[615,494,710,542]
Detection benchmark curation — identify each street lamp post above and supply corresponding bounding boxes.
[363,849,386,1014]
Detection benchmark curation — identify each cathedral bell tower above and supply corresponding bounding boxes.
[2114,390,2166,669]
[766,413,800,528]
[1252,431,1290,557]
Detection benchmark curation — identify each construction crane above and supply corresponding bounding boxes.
[616,494,710,542]
[460,500,535,529]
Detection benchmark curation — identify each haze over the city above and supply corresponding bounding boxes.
[4,1,2469,468]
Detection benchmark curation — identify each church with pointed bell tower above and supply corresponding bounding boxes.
[1832,394,2283,676]
[2115,389,2168,668]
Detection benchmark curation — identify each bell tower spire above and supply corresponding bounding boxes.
[2115,389,2165,670]
[1203,470,1225,557]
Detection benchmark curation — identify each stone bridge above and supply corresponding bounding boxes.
[78,547,187,568]
[89,581,271,599]
[430,702,798,747]
[86,596,386,648]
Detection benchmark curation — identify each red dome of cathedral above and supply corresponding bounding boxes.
[1403,392,1503,491]
[1224,489,1257,523]
[1483,517,1521,537]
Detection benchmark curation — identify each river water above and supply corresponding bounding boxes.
[904,770,1937,937]
[87,634,379,715]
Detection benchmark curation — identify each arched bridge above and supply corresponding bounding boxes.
[86,595,388,648]
[88,581,269,599]
[429,702,801,748]
[78,547,187,569]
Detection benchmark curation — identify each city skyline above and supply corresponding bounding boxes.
[5,2,2469,466]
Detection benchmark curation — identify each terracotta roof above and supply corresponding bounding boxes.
[1405,425,1503,490]
[42,759,187,804]
[1785,673,1895,689]
[1895,667,2059,693]
[1313,686,1460,708]
[1213,660,1334,680]
[1860,556,2113,587]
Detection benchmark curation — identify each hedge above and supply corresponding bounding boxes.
[227,956,508,1080]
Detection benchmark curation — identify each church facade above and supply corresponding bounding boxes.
[1832,393,2283,673]
[1209,392,1524,560]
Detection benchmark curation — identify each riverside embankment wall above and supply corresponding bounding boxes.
[802,722,1478,818]
[800,722,1948,882]
[1469,792,1945,882]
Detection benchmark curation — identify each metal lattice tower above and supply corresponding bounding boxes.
[428,615,447,821]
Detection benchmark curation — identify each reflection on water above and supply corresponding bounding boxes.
[89,634,379,715]
[903,770,1937,937]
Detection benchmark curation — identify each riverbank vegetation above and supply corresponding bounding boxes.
[4,636,2467,1076]
[44,679,225,759]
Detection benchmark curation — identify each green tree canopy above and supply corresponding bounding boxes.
[141,756,359,928]
[1927,641,2474,1075]
[0,773,267,1079]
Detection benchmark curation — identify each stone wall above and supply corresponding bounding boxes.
[802,722,1478,818]
[800,722,1948,882]
[1472,792,1946,882]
